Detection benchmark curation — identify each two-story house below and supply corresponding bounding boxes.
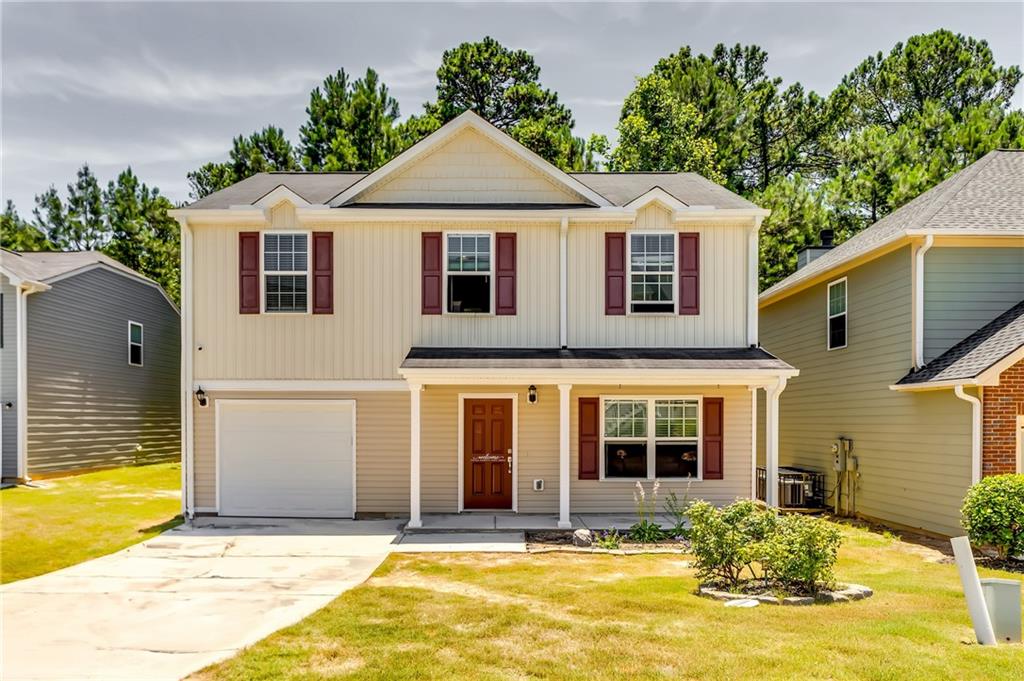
[171,111,796,527]
[758,150,1024,538]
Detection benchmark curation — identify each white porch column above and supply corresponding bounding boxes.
[749,386,758,500]
[764,377,788,507]
[408,383,423,528]
[558,383,572,529]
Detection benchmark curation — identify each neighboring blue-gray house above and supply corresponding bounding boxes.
[1,250,180,481]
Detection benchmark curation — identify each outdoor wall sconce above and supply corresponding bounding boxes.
[527,385,538,404]
[195,386,208,408]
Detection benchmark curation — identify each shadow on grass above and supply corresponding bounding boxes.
[139,515,184,534]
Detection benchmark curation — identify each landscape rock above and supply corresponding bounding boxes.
[752,593,781,605]
[782,596,814,606]
[572,529,592,547]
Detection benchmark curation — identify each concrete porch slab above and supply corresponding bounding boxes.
[394,531,527,553]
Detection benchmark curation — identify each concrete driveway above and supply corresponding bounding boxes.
[1,518,401,681]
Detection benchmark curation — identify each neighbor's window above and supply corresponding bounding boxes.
[630,233,675,313]
[128,321,143,367]
[603,397,700,479]
[827,278,847,350]
[263,232,309,313]
[447,233,491,313]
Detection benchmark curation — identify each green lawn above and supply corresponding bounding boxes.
[194,523,1023,681]
[1,462,182,583]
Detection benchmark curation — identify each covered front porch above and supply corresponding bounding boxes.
[405,512,682,532]
[399,347,798,529]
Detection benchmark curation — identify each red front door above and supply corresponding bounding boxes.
[463,399,513,509]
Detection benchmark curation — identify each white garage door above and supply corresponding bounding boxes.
[218,400,355,517]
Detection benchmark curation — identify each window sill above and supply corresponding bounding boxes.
[597,477,705,483]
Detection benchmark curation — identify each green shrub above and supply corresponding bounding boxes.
[760,513,842,592]
[593,529,622,550]
[630,480,666,543]
[961,474,1024,559]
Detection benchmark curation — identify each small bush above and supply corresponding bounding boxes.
[760,513,842,592]
[687,500,842,593]
[961,474,1024,559]
[630,480,666,543]
[593,529,622,550]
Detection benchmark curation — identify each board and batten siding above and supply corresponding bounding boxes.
[1,275,18,478]
[759,247,973,537]
[25,268,180,475]
[567,206,752,348]
[191,203,754,381]
[570,385,752,512]
[192,390,410,512]
[358,127,583,205]
[923,246,1024,362]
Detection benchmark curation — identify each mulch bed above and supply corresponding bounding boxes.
[525,530,691,554]
[977,557,1024,574]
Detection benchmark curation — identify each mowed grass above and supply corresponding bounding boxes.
[1,462,182,583]
[193,523,1024,681]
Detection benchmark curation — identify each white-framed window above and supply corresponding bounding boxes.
[262,232,309,313]
[445,232,492,314]
[628,232,675,313]
[827,278,847,350]
[128,321,143,367]
[602,396,701,479]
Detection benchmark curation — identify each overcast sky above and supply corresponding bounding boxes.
[3,1,1022,212]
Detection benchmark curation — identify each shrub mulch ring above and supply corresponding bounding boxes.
[698,580,874,606]
[525,530,691,555]
[977,556,1024,574]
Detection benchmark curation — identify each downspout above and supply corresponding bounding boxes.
[177,218,195,520]
[954,384,982,485]
[913,234,934,369]
[559,216,568,349]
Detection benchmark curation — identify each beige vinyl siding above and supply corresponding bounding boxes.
[570,384,753,512]
[759,247,973,537]
[420,384,559,514]
[567,215,751,347]
[191,208,560,380]
[358,127,583,204]
[192,390,410,512]
[923,246,1024,362]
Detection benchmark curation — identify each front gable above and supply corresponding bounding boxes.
[331,110,610,207]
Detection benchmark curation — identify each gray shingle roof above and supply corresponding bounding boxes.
[1,249,150,284]
[896,299,1024,386]
[402,346,794,371]
[186,171,756,211]
[761,150,1024,302]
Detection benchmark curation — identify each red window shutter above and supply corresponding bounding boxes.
[312,231,333,314]
[495,232,517,315]
[605,232,626,315]
[238,231,260,314]
[578,397,600,480]
[679,232,700,315]
[421,232,442,315]
[702,397,724,480]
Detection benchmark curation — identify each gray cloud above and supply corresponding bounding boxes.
[3,1,1022,212]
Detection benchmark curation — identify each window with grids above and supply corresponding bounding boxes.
[446,233,491,313]
[603,398,700,478]
[263,233,308,313]
[827,278,847,350]
[128,321,143,366]
[629,233,675,313]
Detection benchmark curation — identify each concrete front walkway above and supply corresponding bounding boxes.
[1,518,401,681]
[410,512,679,531]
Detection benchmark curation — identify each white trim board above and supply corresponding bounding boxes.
[457,392,519,513]
[193,380,408,392]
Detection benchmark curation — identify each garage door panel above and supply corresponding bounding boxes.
[218,401,354,518]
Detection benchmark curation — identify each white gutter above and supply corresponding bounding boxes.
[398,367,798,387]
[177,217,195,519]
[913,234,934,369]
[954,384,982,485]
[559,216,568,348]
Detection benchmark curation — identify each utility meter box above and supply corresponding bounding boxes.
[980,578,1022,643]
[832,441,845,471]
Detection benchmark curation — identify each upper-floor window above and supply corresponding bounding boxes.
[827,278,847,350]
[629,233,675,313]
[603,397,700,479]
[446,233,491,313]
[264,232,309,313]
[128,321,143,366]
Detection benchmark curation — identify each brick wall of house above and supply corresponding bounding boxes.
[982,357,1024,476]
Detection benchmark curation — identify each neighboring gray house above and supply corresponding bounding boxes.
[1,250,180,480]
[757,149,1024,538]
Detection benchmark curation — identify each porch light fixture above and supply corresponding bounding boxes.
[527,385,538,404]
[195,386,208,408]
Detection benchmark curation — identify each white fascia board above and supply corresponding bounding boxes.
[398,367,798,386]
[674,208,769,222]
[328,111,612,208]
[623,187,690,212]
[906,228,1024,237]
[295,206,634,223]
[194,379,409,392]
[169,208,268,224]
[246,185,313,209]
